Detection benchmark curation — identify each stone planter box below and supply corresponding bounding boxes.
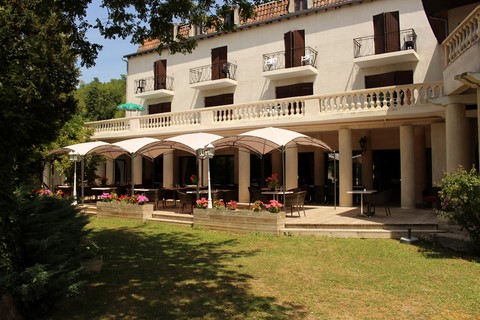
[193,209,286,234]
[96,202,154,221]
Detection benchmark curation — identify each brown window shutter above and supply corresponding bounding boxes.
[284,30,305,68]
[373,13,386,54]
[394,70,413,85]
[205,93,233,107]
[365,72,395,88]
[211,46,227,80]
[385,11,400,52]
[284,31,293,68]
[154,60,167,90]
[149,102,171,115]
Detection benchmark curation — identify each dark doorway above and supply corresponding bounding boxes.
[178,156,196,186]
[372,150,401,205]
[298,152,314,186]
[251,154,272,187]
[211,155,234,188]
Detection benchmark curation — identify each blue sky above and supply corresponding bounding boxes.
[79,1,138,83]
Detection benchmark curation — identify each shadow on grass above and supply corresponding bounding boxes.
[49,224,305,320]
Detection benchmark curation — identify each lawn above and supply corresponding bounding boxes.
[49,217,480,320]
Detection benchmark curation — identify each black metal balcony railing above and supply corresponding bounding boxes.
[189,62,237,84]
[135,75,174,94]
[263,46,318,72]
[353,28,417,58]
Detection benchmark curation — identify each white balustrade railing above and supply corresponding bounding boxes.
[442,5,480,66]
[86,82,443,136]
[320,82,443,112]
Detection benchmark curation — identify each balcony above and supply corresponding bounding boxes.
[134,76,174,99]
[353,29,419,68]
[263,46,318,80]
[87,82,444,139]
[189,62,237,90]
[442,5,480,95]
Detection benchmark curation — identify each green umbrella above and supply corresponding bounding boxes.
[116,103,145,111]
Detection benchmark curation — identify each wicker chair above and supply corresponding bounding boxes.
[176,190,194,214]
[284,191,307,217]
[365,190,392,216]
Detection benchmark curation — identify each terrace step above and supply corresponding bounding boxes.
[149,212,193,226]
[281,228,445,239]
[284,223,439,231]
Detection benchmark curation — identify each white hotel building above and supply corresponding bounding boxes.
[82,0,480,208]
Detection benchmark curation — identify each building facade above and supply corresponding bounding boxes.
[78,0,479,207]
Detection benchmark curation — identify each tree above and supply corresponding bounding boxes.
[96,0,264,54]
[1,0,263,317]
[77,76,126,121]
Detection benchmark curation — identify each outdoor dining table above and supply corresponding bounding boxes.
[261,190,293,201]
[133,188,159,210]
[91,186,118,200]
[346,189,377,216]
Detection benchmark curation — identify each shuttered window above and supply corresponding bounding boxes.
[373,11,400,54]
[276,82,313,98]
[154,60,167,90]
[149,102,171,114]
[284,30,305,68]
[365,70,413,88]
[205,93,234,107]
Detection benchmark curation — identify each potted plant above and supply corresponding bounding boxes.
[265,199,283,213]
[266,173,279,190]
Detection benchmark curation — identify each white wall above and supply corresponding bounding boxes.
[126,0,442,115]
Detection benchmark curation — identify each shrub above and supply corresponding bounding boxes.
[1,196,90,319]
[437,166,480,253]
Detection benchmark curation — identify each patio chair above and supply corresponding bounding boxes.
[159,188,177,208]
[365,190,392,216]
[176,190,194,214]
[248,186,270,207]
[284,191,307,217]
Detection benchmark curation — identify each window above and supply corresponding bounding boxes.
[205,93,233,108]
[148,102,171,115]
[295,0,307,12]
[154,60,167,90]
[284,30,305,68]
[276,82,313,98]
[365,71,413,106]
[276,83,313,115]
[373,11,400,54]
[211,46,228,80]
[365,71,413,88]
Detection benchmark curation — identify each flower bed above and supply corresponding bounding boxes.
[193,208,286,234]
[96,201,154,221]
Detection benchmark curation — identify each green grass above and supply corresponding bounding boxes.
[49,217,480,320]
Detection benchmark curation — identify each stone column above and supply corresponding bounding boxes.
[285,146,298,190]
[339,129,352,206]
[446,104,471,172]
[431,123,446,185]
[163,151,174,188]
[133,156,143,185]
[238,149,250,203]
[400,125,415,209]
[106,160,114,184]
